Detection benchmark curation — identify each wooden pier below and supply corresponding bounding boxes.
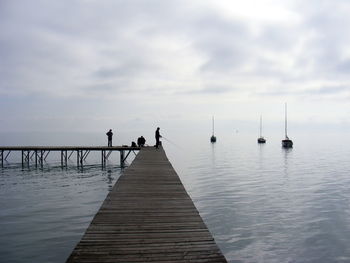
[66,146,227,262]
[0,146,140,168]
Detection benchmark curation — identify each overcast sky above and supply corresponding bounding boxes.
[1,0,350,134]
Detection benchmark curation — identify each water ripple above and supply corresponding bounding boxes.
[171,134,350,263]
[0,163,121,263]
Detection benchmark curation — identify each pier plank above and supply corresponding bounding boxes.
[66,147,227,262]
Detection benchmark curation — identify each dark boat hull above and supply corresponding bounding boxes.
[210,136,216,143]
[257,137,266,143]
[282,139,293,148]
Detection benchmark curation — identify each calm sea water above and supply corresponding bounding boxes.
[1,131,350,262]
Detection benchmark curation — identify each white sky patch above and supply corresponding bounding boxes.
[212,0,300,24]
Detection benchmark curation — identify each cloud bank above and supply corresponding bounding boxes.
[1,0,350,130]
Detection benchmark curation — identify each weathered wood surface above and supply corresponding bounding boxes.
[66,146,227,263]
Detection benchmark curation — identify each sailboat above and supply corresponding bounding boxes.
[257,115,266,143]
[210,116,217,143]
[282,103,293,148]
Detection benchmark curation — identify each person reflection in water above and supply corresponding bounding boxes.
[155,127,162,149]
[106,129,113,147]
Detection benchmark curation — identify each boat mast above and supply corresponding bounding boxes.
[285,103,288,138]
[260,115,262,137]
[212,116,215,136]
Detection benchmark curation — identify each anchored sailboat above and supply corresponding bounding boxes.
[257,115,266,143]
[210,116,217,143]
[282,103,293,148]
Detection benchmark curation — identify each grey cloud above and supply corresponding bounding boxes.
[258,25,300,51]
[312,85,350,95]
[93,57,159,79]
[291,0,350,78]
[336,59,350,73]
[192,15,252,73]
[85,83,116,92]
[178,84,234,95]
[257,84,350,98]
[1,0,254,96]
[94,68,121,79]
[94,65,138,79]
[199,86,232,94]
[257,89,289,97]
[2,0,350,101]
[199,45,247,73]
[1,0,205,97]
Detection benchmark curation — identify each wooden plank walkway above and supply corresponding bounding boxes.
[66,146,227,263]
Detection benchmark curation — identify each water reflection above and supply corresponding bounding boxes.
[3,133,350,263]
[258,141,266,171]
[210,141,216,167]
[0,163,122,263]
[107,169,113,191]
[282,147,293,177]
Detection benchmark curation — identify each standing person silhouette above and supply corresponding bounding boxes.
[155,127,162,148]
[106,129,113,147]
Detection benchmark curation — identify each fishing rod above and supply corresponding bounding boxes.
[161,136,184,150]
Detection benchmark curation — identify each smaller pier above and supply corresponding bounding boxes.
[0,146,140,168]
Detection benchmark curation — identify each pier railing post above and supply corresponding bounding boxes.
[77,150,80,167]
[40,150,43,168]
[80,150,83,166]
[101,150,106,168]
[61,150,68,168]
[120,150,125,168]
